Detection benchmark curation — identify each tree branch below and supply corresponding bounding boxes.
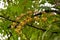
[0,10,60,34]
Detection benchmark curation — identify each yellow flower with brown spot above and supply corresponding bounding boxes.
[16,14,25,21]
[42,17,47,22]
[27,10,33,16]
[11,22,17,29]
[34,16,39,21]
[26,17,32,23]
[20,21,26,26]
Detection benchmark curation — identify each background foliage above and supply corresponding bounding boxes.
[0,0,60,40]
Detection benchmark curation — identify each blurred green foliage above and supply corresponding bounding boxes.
[0,0,60,40]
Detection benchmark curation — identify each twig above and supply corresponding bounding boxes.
[45,10,60,14]
[27,24,46,32]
